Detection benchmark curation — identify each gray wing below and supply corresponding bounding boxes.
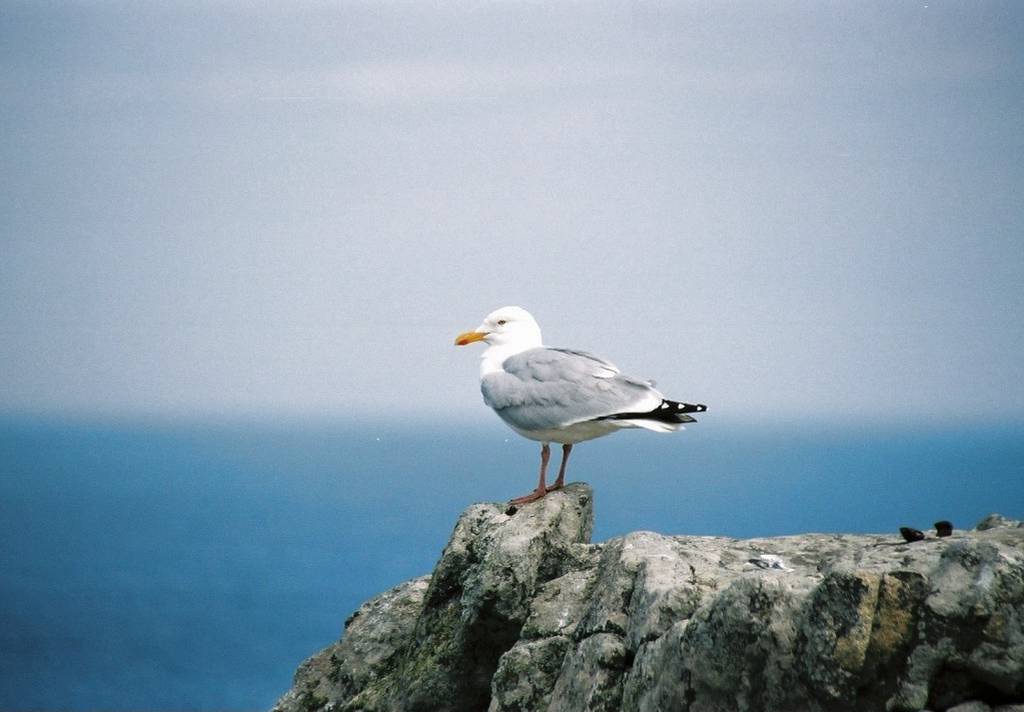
[480,347,661,431]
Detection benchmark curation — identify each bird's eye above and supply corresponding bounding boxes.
[497,319,507,326]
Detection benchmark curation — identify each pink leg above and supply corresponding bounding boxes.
[547,444,573,492]
[510,443,550,505]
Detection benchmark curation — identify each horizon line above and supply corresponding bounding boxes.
[2,406,1022,433]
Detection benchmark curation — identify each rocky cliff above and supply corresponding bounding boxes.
[272,484,1024,712]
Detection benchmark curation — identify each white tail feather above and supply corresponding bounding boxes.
[614,419,686,433]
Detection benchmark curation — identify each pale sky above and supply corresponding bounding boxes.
[2,2,1022,423]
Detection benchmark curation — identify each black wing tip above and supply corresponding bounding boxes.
[669,400,707,414]
[599,399,708,424]
[664,400,706,423]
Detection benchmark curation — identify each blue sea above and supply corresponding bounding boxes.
[1,415,1022,711]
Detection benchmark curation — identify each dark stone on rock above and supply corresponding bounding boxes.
[901,526,926,542]
[272,493,1024,712]
[936,520,954,537]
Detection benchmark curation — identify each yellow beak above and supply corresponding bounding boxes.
[454,330,488,346]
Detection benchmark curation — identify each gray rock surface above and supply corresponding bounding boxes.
[975,513,1023,531]
[272,486,1024,712]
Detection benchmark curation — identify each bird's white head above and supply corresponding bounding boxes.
[454,306,543,351]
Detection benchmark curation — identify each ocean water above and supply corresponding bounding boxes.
[1,415,1022,711]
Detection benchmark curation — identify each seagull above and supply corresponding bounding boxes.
[455,306,707,505]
